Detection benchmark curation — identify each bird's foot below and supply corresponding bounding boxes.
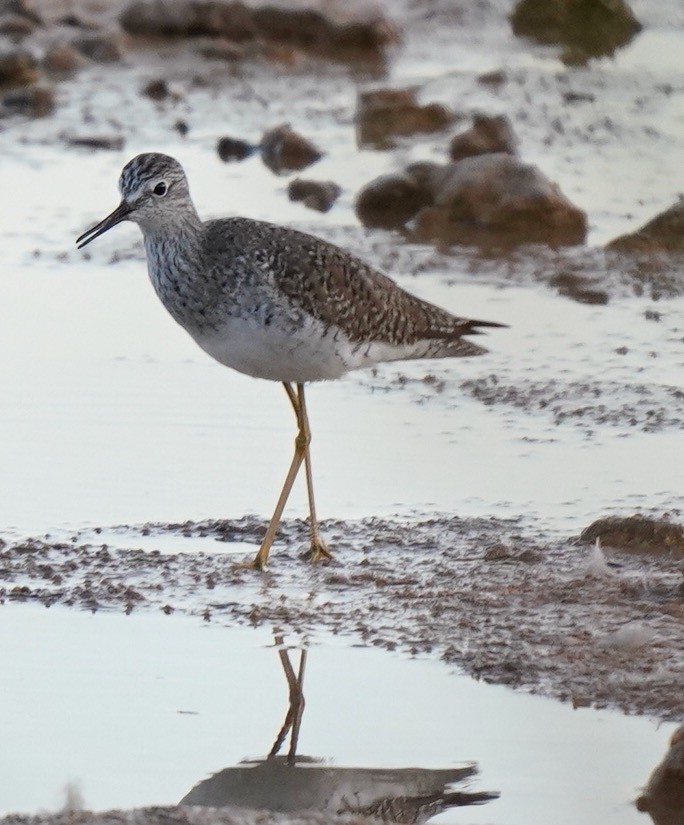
[300,537,334,565]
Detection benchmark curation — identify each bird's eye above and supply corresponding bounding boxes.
[153,181,168,196]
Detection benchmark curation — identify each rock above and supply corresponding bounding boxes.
[67,135,126,150]
[355,169,433,229]
[173,119,189,136]
[121,0,257,40]
[216,135,256,162]
[580,515,684,558]
[511,0,641,59]
[197,38,247,61]
[260,124,322,174]
[607,200,684,254]
[636,726,684,825]
[141,78,185,101]
[410,154,587,247]
[0,0,41,24]
[120,0,397,60]
[0,82,54,116]
[288,178,341,213]
[356,87,455,149]
[250,4,398,60]
[449,113,517,161]
[73,33,124,63]
[0,12,36,36]
[42,42,87,75]
[0,48,39,87]
[549,272,608,304]
[477,69,507,86]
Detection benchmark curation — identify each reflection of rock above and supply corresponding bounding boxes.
[511,0,642,59]
[636,726,684,825]
[607,201,684,254]
[260,124,322,174]
[581,516,684,559]
[288,178,341,213]
[357,154,587,247]
[355,170,433,229]
[356,87,454,149]
[120,0,397,61]
[449,114,517,161]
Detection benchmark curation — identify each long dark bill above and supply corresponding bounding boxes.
[76,201,131,249]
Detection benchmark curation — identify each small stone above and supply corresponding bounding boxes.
[42,42,86,75]
[355,171,433,230]
[1,82,54,116]
[0,48,39,87]
[484,544,512,561]
[356,87,455,149]
[449,113,518,161]
[217,135,256,162]
[73,33,124,63]
[67,135,125,150]
[260,124,322,174]
[288,178,342,213]
[173,119,189,136]
[478,69,507,86]
[607,199,684,254]
[0,12,36,37]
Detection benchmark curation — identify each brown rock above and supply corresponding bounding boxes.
[413,154,587,247]
[288,178,341,213]
[0,12,36,36]
[216,135,256,162]
[260,124,322,174]
[73,33,124,63]
[511,0,641,58]
[580,515,684,558]
[549,271,608,304]
[607,200,684,254]
[449,113,517,161]
[42,42,87,75]
[356,87,455,149]
[120,0,257,40]
[1,82,54,116]
[251,4,397,59]
[636,726,684,825]
[0,0,41,24]
[0,48,39,87]
[67,135,126,150]
[355,170,433,230]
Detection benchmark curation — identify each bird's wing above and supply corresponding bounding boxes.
[209,218,502,347]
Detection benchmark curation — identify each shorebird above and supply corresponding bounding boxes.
[76,153,504,570]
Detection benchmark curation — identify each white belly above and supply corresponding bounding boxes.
[192,314,420,383]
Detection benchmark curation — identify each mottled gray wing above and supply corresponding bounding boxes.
[206,218,501,347]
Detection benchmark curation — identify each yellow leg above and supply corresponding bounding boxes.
[250,383,332,570]
[295,384,333,564]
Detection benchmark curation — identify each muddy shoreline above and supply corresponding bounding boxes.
[3,515,682,722]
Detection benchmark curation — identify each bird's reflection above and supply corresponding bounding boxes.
[636,726,684,825]
[180,637,498,821]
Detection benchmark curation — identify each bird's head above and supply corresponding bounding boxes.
[76,152,192,248]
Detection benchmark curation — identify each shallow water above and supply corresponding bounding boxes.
[0,604,676,823]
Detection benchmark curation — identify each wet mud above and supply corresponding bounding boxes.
[2,515,682,722]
